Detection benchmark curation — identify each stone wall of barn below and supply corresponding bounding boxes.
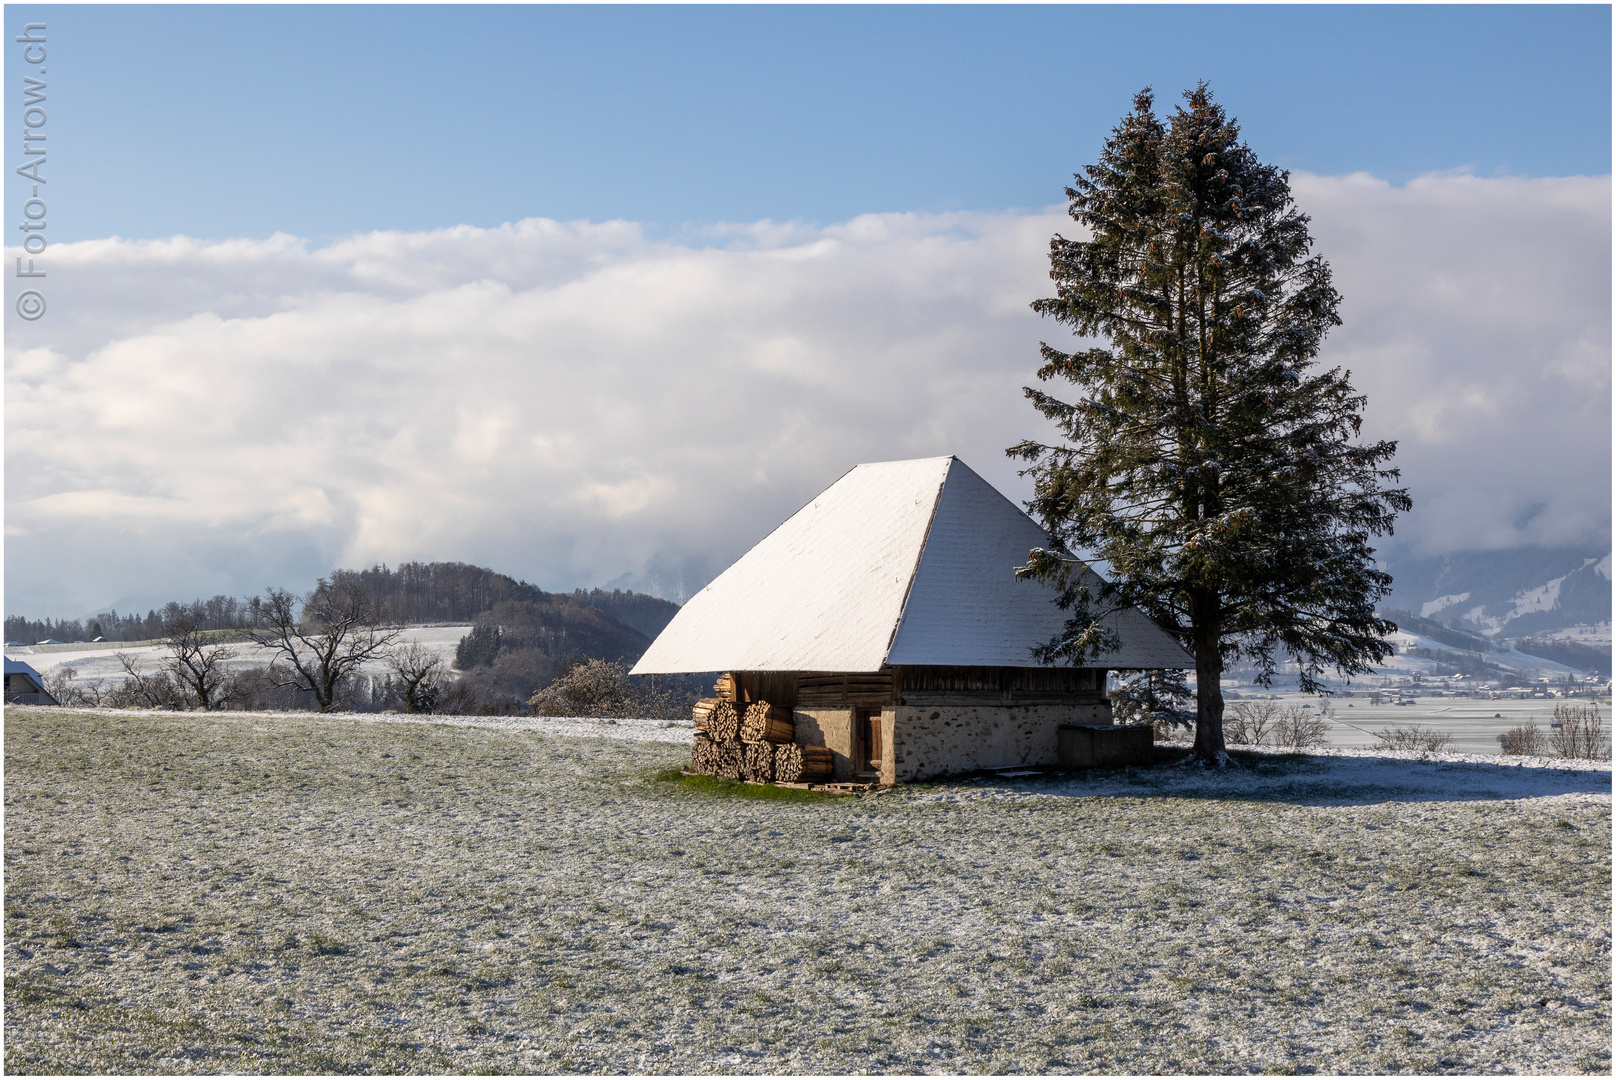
[887,702,1113,782]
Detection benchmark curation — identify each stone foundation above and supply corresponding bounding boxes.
[791,700,1114,783]
[889,702,1112,781]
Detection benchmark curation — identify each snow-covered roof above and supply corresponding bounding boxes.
[4,657,45,684]
[631,456,1193,674]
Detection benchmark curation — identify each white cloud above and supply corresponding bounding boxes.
[5,174,1609,616]
[1293,172,1611,554]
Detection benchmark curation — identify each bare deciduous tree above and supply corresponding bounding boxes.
[388,642,447,714]
[246,578,400,712]
[1548,702,1609,761]
[110,653,183,709]
[526,659,697,721]
[162,618,237,710]
[1274,704,1330,750]
[528,658,633,717]
[41,665,106,707]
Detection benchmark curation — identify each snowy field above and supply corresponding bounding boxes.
[7,626,473,688]
[9,708,1603,1073]
[1222,693,1614,756]
[13,631,1606,758]
[4,706,1609,1074]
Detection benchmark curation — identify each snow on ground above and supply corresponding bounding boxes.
[7,625,472,686]
[1221,693,1613,756]
[1419,592,1471,619]
[1222,629,1599,685]
[5,706,1610,1074]
[1556,622,1615,648]
[1374,627,1582,680]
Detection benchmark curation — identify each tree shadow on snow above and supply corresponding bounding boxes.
[935,750,1611,807]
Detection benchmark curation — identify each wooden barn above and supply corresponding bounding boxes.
[631,456,1192,785]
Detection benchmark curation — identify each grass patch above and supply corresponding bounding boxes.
[653,763,845,802]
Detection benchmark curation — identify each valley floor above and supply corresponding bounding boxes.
[4,707,1610,1074]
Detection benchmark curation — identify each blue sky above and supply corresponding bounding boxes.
[5,5,1611,243]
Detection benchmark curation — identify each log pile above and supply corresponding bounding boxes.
[740,701,794,744]
[691,733,745,779]
[774,743,833,783]
[687,675,833,786]
[714,739,744,780]
[691,733,715,772]
[704,700,741,742]
[742,741,775,782]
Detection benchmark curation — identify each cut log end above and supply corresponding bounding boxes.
[706,700,742,743]
[743,741,775,783]
[720,740,746,781]
[774,742,832,783]
[740,700,795,744]
[690,733,716,774]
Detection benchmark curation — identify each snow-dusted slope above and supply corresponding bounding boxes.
[1386,546,1611,645]
[1377,628,1582,681]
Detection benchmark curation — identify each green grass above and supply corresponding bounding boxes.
[651,765,847,802]
[4,707,1610,1075]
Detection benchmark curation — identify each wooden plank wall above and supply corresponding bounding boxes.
[718,666,1107,709]
[721,671,802,707]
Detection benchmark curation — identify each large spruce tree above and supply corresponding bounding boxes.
[1009,85,1410,765]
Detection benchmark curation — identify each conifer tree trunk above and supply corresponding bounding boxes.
[1190,596,1227,763]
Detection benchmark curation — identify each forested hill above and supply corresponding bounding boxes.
[4,561,680,647]
[341,562,680,636]
[341,561,549,624]
[344,563,685,705]
[570,588,681,639]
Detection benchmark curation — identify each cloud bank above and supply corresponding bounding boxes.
[5,173,1609,616]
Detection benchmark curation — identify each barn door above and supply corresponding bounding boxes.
[858,709,883,774]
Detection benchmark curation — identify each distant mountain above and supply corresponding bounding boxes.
[1381,546,1611,644]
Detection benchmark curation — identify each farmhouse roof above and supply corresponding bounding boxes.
[4,657,45,684]
[631,456,1193,674]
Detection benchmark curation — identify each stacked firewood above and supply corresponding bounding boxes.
[690,734,745,779]
[692,698,741,742]
[773,742,834,783]
[687,675,832,784]
[743,741,776,782]
[740,701,793,743]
